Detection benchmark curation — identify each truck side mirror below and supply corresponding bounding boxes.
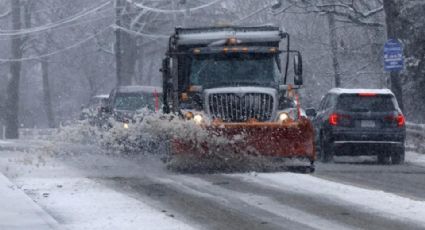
[160,58,170,77]
[294,53,303,86]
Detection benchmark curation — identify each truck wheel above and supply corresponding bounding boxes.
[377,153,390,165]
[391,147,405,165]
[320,136,334,163]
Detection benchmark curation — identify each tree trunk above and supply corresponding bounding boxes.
[115,0,136,86]
[115,0,123,86]
[41,59,55,128]
[383,0,404,111]
[5,0,23,139]
[327,12,342,87]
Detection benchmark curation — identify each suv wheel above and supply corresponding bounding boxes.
[320,135,334,163]
[377,153,391,165]
[391,147,405,165]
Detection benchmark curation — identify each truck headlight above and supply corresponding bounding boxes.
[184,112,194,120]
[193,114,203,124]
[278,112,289,122]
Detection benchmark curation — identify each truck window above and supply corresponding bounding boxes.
[190,53,281,88]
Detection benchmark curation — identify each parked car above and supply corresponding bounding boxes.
[307,88,406,164]
[80,94,109,126]
[105,86,163,128]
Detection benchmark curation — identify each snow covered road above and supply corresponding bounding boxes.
[1,141,425,230]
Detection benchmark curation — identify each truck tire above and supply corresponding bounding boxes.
[377,153,391,165]
[391,147,405,165]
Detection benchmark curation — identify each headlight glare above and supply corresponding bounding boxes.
[278,112,289,122]
[193,114,203,124]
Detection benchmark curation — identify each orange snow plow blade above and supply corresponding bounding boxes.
[170,117,316,161]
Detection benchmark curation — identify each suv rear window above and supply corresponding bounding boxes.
[114,92,161,111]
[337,94,396,112]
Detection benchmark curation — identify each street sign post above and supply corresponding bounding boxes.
[384,39,404,72]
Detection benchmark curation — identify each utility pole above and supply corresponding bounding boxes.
[5,0,23,139]
[383,0,404,111]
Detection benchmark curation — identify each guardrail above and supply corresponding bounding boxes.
[406,122,425,153]
[19,128,57,140]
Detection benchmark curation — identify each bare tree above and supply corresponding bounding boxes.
[23,1,56,128]
[5,0,23,138]
[327,8,342,87]
[115,0,138,86]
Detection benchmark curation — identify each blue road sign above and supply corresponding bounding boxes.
[384,39,404,72]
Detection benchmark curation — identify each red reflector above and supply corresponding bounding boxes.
[358,93,377,97]
[397,114,405,127]
[329,113,338,126]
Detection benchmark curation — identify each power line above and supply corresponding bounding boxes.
[113,24,169,39]
[0,8,114,41]
[127,0,223,14]
[0,1,112,36]
[0,25,112,62]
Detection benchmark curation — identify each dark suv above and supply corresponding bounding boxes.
[105,86,163,127]
[308,88,406,164]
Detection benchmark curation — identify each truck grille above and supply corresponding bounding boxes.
[208,93,274,122]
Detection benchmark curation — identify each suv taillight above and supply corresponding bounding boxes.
[329,113,351,127]
[329,113,338,126]
[396,114,405,127]
[384,114,405,127]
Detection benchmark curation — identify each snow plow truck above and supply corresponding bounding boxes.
[161,26,315,172]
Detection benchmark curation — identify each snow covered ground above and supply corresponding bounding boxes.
[232,172,425,227]
[406,151,425,167]
[0,146,197,230]
[0,173,60,230]
[0,137,425,230]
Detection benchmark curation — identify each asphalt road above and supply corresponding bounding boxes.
[70,150,425,230]
[315,158,425,201]
[2,142,425,230]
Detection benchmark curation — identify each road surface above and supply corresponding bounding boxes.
[1,140,425,230]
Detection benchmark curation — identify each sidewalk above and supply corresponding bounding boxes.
[0,173,61,230]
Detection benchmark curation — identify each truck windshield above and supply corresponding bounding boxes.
[190,53,281,88]
[114,93,161,111]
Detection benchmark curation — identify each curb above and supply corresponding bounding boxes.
[0,173,62,230]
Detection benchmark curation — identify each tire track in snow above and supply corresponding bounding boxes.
[164,175,357,230]
[228,172,425,229]
[103,176,310,230]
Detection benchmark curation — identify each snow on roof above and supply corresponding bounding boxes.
[116,86,163,94]
[328,88,394,95]
[176,26,285,46]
